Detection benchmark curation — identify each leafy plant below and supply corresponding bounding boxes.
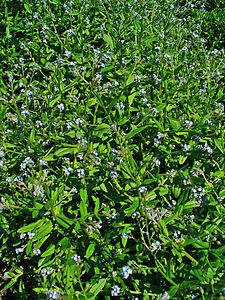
[0,0,225,299]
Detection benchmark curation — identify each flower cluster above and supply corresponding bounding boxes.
[111,285,121,296]
[121,266,133,279]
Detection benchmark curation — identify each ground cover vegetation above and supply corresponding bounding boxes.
[0,0,225,298]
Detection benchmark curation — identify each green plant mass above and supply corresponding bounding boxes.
[0,0,225,299]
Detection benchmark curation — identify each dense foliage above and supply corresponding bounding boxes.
[0,0,225,299]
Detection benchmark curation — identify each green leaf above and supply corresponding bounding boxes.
[33,221,53,241]
[38,256,55,268]
[122,230,128,248]
[103,34,114,51]
[177,189,189,206]
[43,154,55,161]
[54,147,78,156]
[192,240,209,249]
[55,216,71,229]
[160,219,169,237]
[128,156,137,175]
[128,92,136,106]
[30,128,35,144]
[125,125,150,140]
[203,218,222,234]
[168,286,178,297]
[126,74,135,86]
[80,188,88,217]
[24,3,32,13]
[26,239,33,255]
[41,245,55,257]
[89,278,106,299]
[183,200,198,209]
[5,5,10,38]
[172,186,181,198]
[34,235,50,251]
[181,279,199,288]
[156,103,166,112]
[59,237,70,250]
[33,288,49,293]
[40,58,46,66]
[215,139,224,154]
[124,198,139,216]
[176,131,188,137]
[49,95,60,107]
[118,117,129,126]
[55,212,74,229]
[100,182,108,192]
[95,124,110,131]
[159,186,169,196]
[4,279,18,290]
[92,196,100,214]
[101,65,114,72]
[146,190,157,200]
[220,190,225,197]
[134,19,141,30]
[190,269,204,282]
[179,156,188,164]
[143,290,150,300]
[174,64,183,75]
[80,188,87,202]
[85,243,95,258]
[211,245,225,255]
[93,124,111,138]
[169,118,180,131]
[18,219,44,233]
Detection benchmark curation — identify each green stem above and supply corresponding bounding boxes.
[142,194,151,246]
[77,266,88,300]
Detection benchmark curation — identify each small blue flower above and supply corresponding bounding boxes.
[110,171,118,179]
[132,211,139,218]
[184,144,191,151]
[121,266,132,279]
[111,285,120,296]
[122,232,129,239]
[139,186,147,193]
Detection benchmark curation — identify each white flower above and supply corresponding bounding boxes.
[66,122,72,129]
[110,171,118,178]
[111,285,120,297]
[170,169,176,178]
[71,186,78,194]
[185,120,193,128]
[112,271,117,277]
[122,232,129,239]
[27,232,35,239]
[19,233,26,239]
[122,266,132,279]
[72,254,81,263]
[15,247,24,254]
[190,215,195,221]
[164,53,171,59]
[64,167,73,176]
[75,118,83,126]
[77,168,84,178]
[139,186,147,193]
[184,144,191,151]
[153,157,161,166]
[57,103,65,112]
[33,249,41,255]
[39,159,48,166]
[151,240,161,251]
[33,184,44,197]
